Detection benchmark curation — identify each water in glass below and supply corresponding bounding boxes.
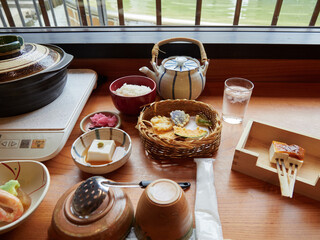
[222,84,252,124]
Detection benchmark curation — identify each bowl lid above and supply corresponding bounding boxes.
[50,178,134,239]
[163,56,199,72]
[0,35,61,83]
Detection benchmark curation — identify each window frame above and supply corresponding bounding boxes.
[1,26,320,59]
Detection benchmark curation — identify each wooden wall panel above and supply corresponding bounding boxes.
[70,58,320,83]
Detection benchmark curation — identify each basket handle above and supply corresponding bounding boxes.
[151,37,208,65]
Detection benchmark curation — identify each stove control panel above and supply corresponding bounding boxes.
[0,131,65,161]
[0,138,46,149]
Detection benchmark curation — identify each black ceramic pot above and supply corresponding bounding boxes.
[0,35,73,117]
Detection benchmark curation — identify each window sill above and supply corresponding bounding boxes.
[1,26,320,59]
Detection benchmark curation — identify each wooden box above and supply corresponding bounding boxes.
[232,120,320,201]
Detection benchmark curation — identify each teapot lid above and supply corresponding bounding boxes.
[163,56,199,72]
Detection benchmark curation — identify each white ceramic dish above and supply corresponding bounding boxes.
[0,160,50,234]
[71,127,132,174]
[80,111,121,133]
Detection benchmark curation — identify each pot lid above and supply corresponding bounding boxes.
[50,178,134,239]
[0,35,61,83]
[163,56,199,72]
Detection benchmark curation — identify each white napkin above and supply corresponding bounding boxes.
[194,158,223,240]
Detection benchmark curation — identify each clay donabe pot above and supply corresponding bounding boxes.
[0,35,73,117]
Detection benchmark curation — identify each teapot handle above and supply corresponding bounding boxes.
[151,37,208,66]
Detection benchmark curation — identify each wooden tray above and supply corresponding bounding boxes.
[232,120,320,201]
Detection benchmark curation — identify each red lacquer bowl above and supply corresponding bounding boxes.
[109,75,157,115]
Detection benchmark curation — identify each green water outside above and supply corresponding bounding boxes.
[105,0,319,26]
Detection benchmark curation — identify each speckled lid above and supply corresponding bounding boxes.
[0,35,61,83]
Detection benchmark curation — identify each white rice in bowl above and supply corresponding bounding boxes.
[115,83,152,97]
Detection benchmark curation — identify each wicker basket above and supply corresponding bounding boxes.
[137,99,222,160]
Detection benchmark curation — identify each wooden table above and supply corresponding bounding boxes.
[3,74,320,240]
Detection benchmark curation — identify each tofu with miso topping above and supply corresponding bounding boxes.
[269,141,304,170]
[87,139,116,163]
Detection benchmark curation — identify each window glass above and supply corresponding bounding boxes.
[239,0,277,26]
[161,0,196,25]
[201,0,235,25]
[121,0,156,25]
[277,0,318,26]
[104,0,119,25]
[0,0,319,27]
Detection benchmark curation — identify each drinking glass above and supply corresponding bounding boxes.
[222,77,254,124]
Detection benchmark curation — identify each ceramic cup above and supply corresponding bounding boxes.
[134,179,193,240]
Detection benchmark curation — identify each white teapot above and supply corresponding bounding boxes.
[139,37,209,100]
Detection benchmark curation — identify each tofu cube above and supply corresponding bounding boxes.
[87,139,116,163]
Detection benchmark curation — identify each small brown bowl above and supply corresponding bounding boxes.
[48,179,134,240]
[134,179,193,240]
[80,111,121,133]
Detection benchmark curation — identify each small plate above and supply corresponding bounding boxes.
[71,127,132,174]
[0,160,50,234]
[80,111,121,133]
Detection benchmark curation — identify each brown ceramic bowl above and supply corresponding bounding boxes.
[134,179,193,240]
[109,75,157,115]
[48,178,134,240]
